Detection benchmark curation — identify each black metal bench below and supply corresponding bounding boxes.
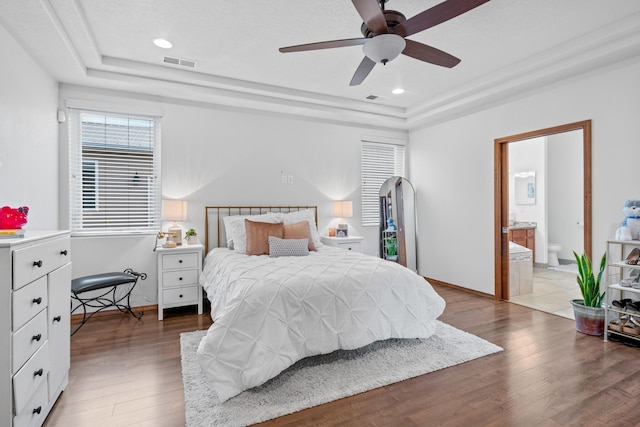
[70,268,146,336]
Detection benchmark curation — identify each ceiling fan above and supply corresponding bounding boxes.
[279,0,490,86]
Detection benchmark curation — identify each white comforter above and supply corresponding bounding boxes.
[197,245,446,402]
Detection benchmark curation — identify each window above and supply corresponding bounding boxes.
[69,110,161,234]
[361,140,406,227]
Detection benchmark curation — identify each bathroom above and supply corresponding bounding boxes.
[507,130,584,318]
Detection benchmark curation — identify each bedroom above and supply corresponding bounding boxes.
[1,0,640,425]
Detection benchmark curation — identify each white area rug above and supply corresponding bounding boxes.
[180,321,502,427]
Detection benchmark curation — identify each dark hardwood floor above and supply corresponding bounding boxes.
[44,284,640,427]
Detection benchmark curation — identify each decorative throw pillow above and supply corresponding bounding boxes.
[279,209,321,247]
[223,212,281,253]
[245,219,284,256]
[283,221,317,251]
[268,236,310,258]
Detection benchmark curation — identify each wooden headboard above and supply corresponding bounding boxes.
[204,206,318,254]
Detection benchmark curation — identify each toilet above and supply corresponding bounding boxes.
[548,243,562,267]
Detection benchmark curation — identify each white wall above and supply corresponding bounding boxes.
[408,58,640,295]
[548,130,583,262]
[0,24,59,229]
[509,137,546,263]
[59,85,407,307]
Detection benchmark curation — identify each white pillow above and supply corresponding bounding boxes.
[222,212,281,254]
[279,209,321,247]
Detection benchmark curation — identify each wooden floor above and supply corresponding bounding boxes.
[44,284,640,427]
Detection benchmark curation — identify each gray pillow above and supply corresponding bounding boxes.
[268,236,309,258]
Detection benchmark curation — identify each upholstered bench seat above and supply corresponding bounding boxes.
[71,269,146,336]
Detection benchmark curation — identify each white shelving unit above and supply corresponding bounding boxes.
[604,240,640,344]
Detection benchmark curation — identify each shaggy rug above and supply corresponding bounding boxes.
[180,321,502,427]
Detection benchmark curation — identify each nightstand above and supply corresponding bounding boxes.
[320,235,364,253]
[156,243,204,320]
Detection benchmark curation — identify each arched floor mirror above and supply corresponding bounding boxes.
[379,176,417,272]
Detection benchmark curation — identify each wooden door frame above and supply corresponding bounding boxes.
[494,120,592,300]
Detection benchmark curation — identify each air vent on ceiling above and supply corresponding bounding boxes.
[365,95,379,100]
[163,56,197,68]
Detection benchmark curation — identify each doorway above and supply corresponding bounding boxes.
[494,120,593,302]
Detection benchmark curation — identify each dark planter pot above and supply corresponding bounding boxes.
[571,299,605,336]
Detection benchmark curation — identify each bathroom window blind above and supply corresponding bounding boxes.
[361,140,406,227]
[68,110,161,234]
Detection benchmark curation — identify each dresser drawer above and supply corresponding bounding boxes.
[337,242,361,252]
[12,276,48,331]
[162,252,198,270]
[13,342,50,415]
[13,310,48,373]
[13,237,70,289]
[162,269,199,288]
[163,286,199,305]
[13,381,48,427]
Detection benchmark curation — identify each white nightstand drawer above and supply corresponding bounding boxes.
[337,242,361,252]
[13,237,70,289]
[162,252,198,270]
[13,381,48,427]
[162,269,199,287]
[12,277,48,331]
[163,286,199,305]
[12,309,48,373]
[13,342,49,415]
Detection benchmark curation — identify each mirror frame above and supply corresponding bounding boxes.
[494,120,592,301]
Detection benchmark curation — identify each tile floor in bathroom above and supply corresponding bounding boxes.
[509,266,582,320]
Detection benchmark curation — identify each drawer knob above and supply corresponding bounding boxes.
[33,406,42,415]
[61,249,68,256]
[179,294,183,298]
[179,259,183,263]
[33,260,43,267]
[53,315,62,322]
[34,368,43,377]
[32,334,42,342]
[179,277,183,281]
[32,297,43,305]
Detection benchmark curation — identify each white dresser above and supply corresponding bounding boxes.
[0,231,71,427]
[156,243,204,320]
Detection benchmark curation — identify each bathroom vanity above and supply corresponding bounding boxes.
[508,222,536,255]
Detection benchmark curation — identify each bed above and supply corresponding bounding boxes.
[197,206,446,402]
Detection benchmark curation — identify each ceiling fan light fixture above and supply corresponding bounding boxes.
[363,34,406,65]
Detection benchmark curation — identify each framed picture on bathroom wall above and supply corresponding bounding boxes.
[515,171,536,205]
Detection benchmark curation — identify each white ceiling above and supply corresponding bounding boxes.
[2,0,640,129]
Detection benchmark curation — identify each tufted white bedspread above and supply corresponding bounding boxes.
[197,245,446,402]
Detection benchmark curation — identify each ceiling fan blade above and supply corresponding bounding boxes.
[402,39,460,68]
[395,0,490,38]
[350,56,376,86]
[351,0,388,34]
[279,38,367,53]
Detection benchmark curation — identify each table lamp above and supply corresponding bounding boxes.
[333,200,353,237]
[161,199,187,246]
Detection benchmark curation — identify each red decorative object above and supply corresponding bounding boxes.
[0,206,29,229]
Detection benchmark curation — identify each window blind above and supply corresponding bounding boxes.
[68,110,161,234]
[361,141,406,227]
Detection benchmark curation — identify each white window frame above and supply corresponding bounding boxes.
[361,139,406,227]
[68,109,162,235]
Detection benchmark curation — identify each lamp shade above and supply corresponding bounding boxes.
[161,199,187,221]
[333,200,353,219]
[363,34,406,64]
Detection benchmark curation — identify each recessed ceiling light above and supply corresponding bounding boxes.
[392,88,405,95]
[153,38,173,49]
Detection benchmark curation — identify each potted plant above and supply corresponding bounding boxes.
[185,228,198,245]
[571,251,606,335]
[385,236,398,261]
